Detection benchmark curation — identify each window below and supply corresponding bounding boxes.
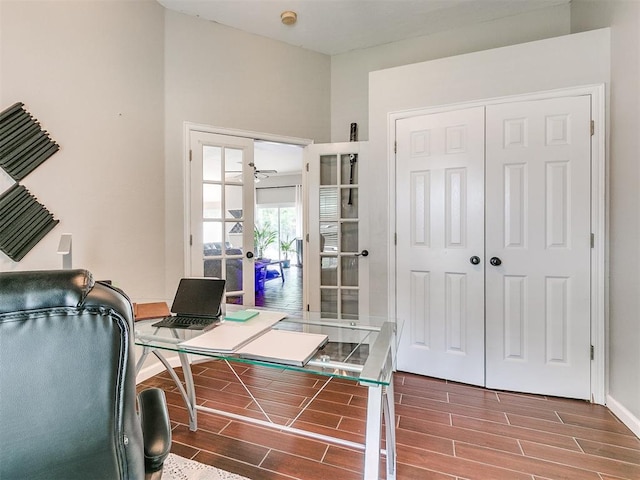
[256,205,296,260]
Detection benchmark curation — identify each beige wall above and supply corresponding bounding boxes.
[1,1,637,433]
[162,11,331,292]
[0,0,166,300]
[571,0,640,431]
[0,2,331,302]
[368,29,610,318]
[331,3,571,142]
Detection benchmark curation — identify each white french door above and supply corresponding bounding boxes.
[306,142,370,318]
[395,95,593,399]
[189,131,256,306]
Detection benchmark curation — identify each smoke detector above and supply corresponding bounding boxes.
[281,11,297,26]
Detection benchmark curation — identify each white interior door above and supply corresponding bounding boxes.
[189,131,256,306]
[395,95,592,399]
[306,142,369,319]
[485,96,592,399]
[395,107,486,386]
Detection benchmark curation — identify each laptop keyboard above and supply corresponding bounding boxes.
[152,315,219,330]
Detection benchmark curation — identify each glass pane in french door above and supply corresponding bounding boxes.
[318,151,360,319]
[190,132,255,307]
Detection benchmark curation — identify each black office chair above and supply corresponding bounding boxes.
[0,269,171,479]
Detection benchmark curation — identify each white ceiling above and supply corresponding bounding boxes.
[254,140,303,176]
[158,0,569,56]
[160,0,569,174]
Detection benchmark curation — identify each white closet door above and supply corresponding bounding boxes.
[395,107,486,386]
[485,96,592,399]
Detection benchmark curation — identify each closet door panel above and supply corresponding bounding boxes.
[396,107,485,386]
[485,96,592,400]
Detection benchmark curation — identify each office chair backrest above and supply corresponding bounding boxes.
[0,269,145,479]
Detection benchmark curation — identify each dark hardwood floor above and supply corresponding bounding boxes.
[255,264,303,315]
[138,361,640,479]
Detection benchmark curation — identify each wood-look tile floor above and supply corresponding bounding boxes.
[255,265,303,316]
[138,362,640,480]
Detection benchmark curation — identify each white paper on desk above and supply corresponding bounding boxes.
[178,310,286,353]
[236,330,328,367]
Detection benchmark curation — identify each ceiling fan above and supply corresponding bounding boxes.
[249,162,277,180]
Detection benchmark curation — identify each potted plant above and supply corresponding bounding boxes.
[280,237,297,268]
[254,223,277,260]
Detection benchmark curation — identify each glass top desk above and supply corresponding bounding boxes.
[135,310,398,480]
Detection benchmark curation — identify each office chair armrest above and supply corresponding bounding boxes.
[138,388,171,473]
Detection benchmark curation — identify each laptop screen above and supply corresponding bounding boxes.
[170,278,226,317]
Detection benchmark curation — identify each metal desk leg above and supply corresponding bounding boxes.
[364,384,383,479]
[383,380,397,479]
[177,351,198,431]
[135,345,199,431]
[135,345,151,374]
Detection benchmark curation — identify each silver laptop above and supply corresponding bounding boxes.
[152,278,225,330]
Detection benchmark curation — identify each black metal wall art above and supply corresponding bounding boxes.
[0,184,59,261]
[0,102,59,181]
[0,102,60,261]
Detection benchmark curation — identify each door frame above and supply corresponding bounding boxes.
[388,85,607,404]
[183,122,312,304]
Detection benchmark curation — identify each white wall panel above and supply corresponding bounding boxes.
[545,276,569,363]
[504,276,526,360]
[545,114,571,145]
[411,130,431,157]
[546,161,570,248]
[445,272,466,353]
[446,168,466,248]
[504,164,527,248]
[410,271,430,347]
[411,171,430,246]
[445,126,467,154]
[504,118,529,148]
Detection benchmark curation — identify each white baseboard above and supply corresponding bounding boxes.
[607,394,640,439]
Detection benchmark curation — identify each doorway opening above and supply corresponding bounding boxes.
[186,124,310,316]
[253,140,304,315]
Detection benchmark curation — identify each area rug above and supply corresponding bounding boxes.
[163,453,252,480]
